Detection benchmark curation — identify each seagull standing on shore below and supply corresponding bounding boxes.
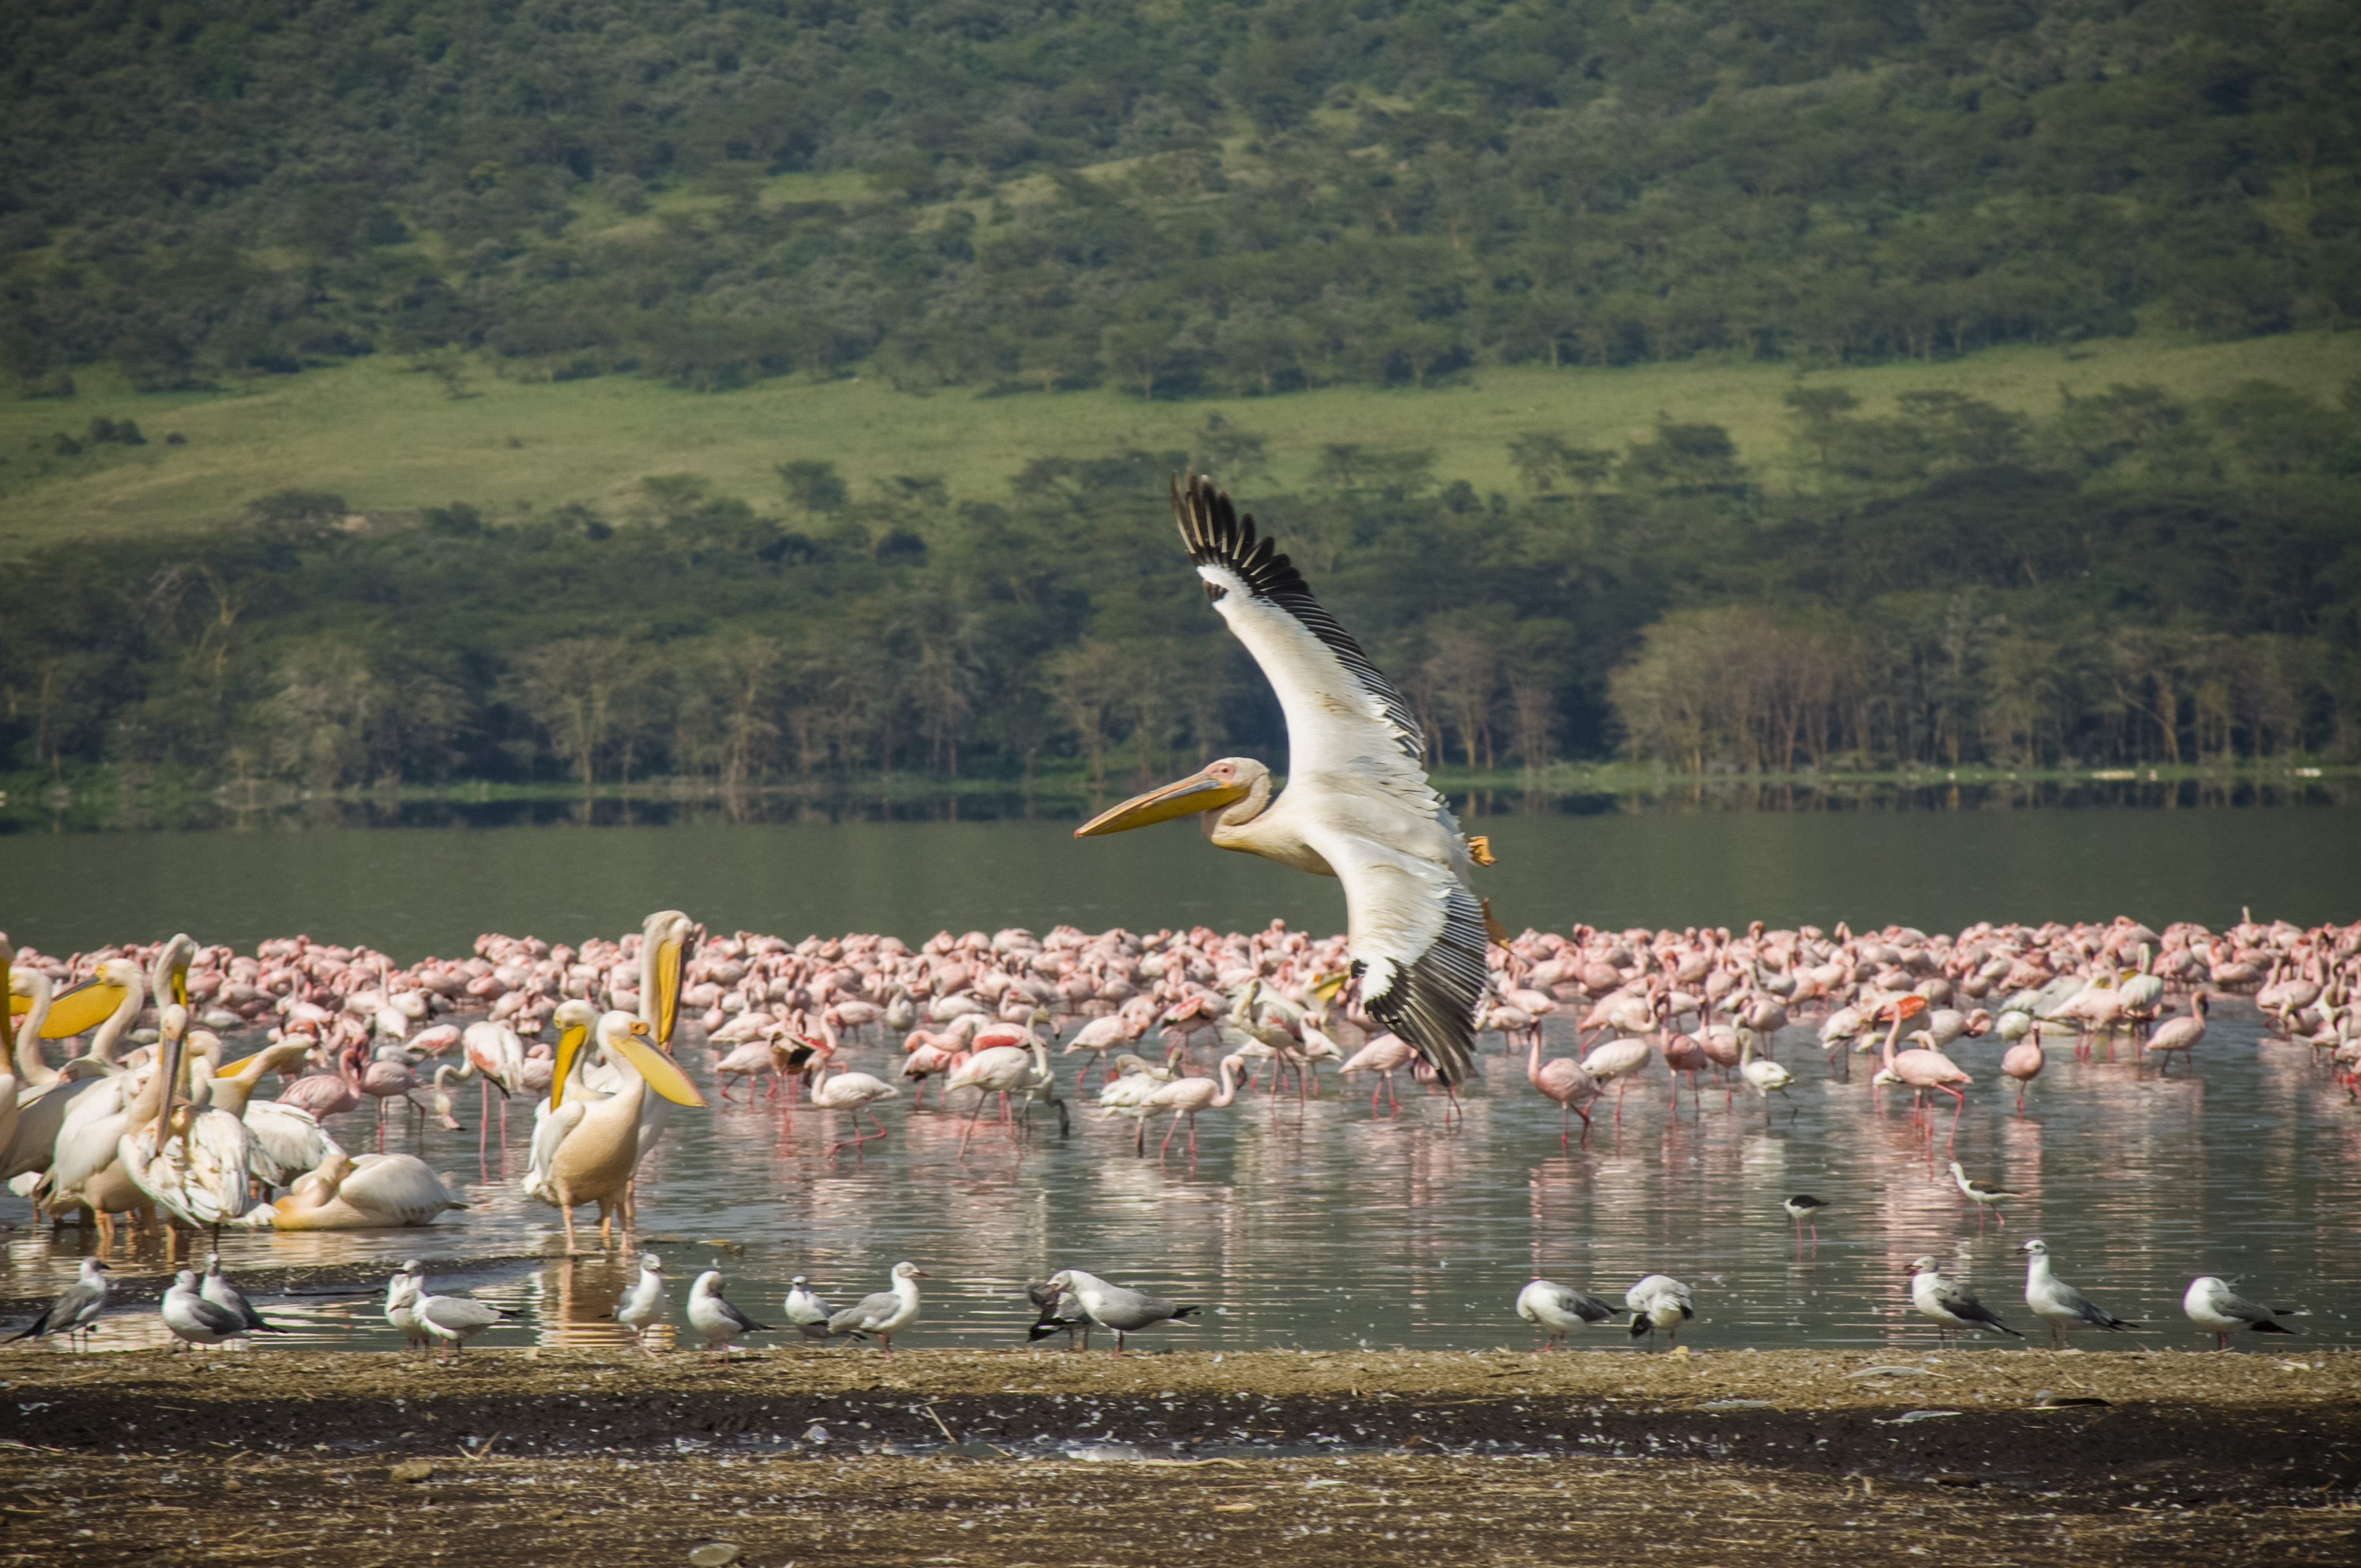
[1625,1274,1695,1351]
[611,1252,668,1354]
[784,1276,836,1342]
[2183,1276,2300,1350]
[1516,1279,1621,1351]
[1042,1268,1198,1354]
[4,1258,110,1351]
[2021,1240,2139,1349]
[202,1254,287,1337]
[384,1261,428,1355]
[825,1261,927,1356]
[162,1269,247,1353]
[1908,1256,2024,1345]
[410,1267,518,1364]
[686,1269,772,1356]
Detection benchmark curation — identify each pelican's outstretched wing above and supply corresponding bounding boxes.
[1298,807,1484,1089]
[1173,474,1426,782]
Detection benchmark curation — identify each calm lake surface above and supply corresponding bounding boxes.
[2,800,2354,1361]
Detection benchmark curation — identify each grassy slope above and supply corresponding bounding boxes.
[3,329,2355,556]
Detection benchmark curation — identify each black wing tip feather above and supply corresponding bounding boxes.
[1172,472,1310,602]
[1170,471,1426,764]
[1361,885,1486,1088]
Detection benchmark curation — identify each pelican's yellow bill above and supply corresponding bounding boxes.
[653,937,682,1049]
[548,1017,593,1111]
[1072,769,1249,837]
[30,978,127,1039]
[608,1029,705,1107]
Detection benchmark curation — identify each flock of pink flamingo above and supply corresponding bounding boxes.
[4,911,2355,1248]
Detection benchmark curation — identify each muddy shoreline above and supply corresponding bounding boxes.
[0,1349,2350,1565]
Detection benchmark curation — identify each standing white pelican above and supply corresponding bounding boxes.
[534,1009,705,1251]
[1074,475,1493,1087]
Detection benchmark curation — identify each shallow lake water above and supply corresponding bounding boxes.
[2,1003,2352,1361]
[2,800,2354,1359]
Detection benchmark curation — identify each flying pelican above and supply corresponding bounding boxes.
[1074,475,1492,1089]
[532,1009,705,1251]
[1041,1268,1198,1354]
[1516,1278,1621,1351]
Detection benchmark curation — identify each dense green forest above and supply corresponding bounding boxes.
[8,371,2358,791]
[4,1,2358,792]
[3,1,2357,398]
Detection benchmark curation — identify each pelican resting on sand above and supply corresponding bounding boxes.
[1076,475,1493,1089]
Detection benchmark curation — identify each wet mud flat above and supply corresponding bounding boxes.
[0,1348,2352,1566]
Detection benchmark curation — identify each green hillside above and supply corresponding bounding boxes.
[3,331,2353,554]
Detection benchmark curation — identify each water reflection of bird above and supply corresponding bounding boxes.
[1907,1256,2022,1345]
[1517,1278,1620,1351]
[2182,1275,2300,1350]
[1074,475,1488,1092]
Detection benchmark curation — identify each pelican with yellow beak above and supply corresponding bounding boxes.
[533,1007,704,1251]
[1075,475,1493,1087]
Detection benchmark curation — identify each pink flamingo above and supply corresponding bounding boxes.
[276,1039,360,1120]
[1526,1030,1601,1148]
[2143,993,2209,1077]
[806,1062,900,1159]
[358,1047,418,1149]
[1659,1031,1706,1112]
[1336,1032,1415,1115]
[713,1038,776,1102]
[1879,1000,1972,1149]
[2000,1032,2045,1113]
[1579,1034,1653,1126]
[1147,1052,1244,1159]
